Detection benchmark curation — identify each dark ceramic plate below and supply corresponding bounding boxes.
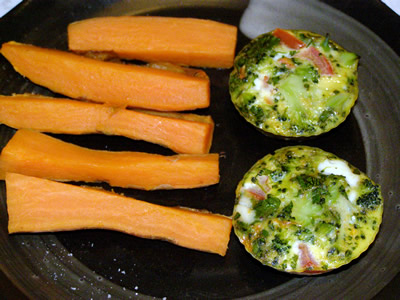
[0,0,399,299]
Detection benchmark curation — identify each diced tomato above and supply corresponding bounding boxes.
[247,186,266,200]
[298,46,334,75]
[298,243,319,270]
[272,28,306,50]
[278,57,296,69]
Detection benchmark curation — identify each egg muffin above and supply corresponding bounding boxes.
[232,146,383,274]
[229,29,359,138]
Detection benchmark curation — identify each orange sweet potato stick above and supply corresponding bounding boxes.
[0,94,214,154]
[0,129,219,190]
[6,173,232,256]
[0,41,210,111]
[68,16,237,68]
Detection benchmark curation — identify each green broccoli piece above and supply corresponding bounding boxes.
[271,235,291,254]
[294,65,320,84]
[279,75,307,124]
[295,228,315,243]
[295,174,321,190]
[240,33,280,67]
[338,51,359,67]
[326,93,348,109]
[254,195,281,218]
[252,237,266,258]
[295,174,329,206]
[312,187,328,205]
[319,108,335,123]
[356,179,382,210]
[277,201,294,220]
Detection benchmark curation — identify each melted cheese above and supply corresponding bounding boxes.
[236,195,255,224]
[252,74,274,105]
[318,159,361,204]
[318,159,360,187]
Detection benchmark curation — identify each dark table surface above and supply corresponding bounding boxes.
[0,0,399,299]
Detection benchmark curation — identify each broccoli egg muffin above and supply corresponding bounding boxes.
[229,28,359,138]
[232,146,383,274]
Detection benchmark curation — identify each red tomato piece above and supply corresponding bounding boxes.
[299,46,334,75]
[246,186,266,200]
[298,243,319,270]
[272,28,306,50]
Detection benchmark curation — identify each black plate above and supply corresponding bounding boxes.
[0,0,400,299]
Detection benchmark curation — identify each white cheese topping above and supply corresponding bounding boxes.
[318,159,360,187]
[242,181,257,191]
[253,74,273,104]
[236,195,255,224]
[253,77,264,91]
[318,159,361,204]
[348,189,358,203]
[291,240,301,256]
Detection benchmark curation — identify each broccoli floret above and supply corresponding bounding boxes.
[295,174,329,206]
[231,33,280,97]
[338,51,359,67]
[339,185,349,200]
[235,220,250,234]
[312,187,328,205]
[277,201,294,220]
[362,179,376,190]
[294,65,320,84]
[254,195,281,218]
[279,75,307,124]
[295,228,315,243]
[237,94,256,116]
[316,222,335,236]
[278,74,320,135]
[356,179,382,210]
[249,105,265,126]
[252,237,266,258]
[319,108,334,122]
[230,34,280,99]
[239,33,280,67]
[295,174,321,190]
[271,235,291,254]
[326,92,348,109]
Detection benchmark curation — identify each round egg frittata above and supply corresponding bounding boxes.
[233,146,383,274]
[229,29,359,138]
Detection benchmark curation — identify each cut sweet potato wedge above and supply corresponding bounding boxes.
[68,16,237,68]
[0,41,210,111]
[0,129,219,190]
[6,173,232,256]
[0,94,214,154]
